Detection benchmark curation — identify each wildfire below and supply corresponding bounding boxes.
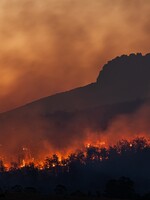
[0,136,149,172]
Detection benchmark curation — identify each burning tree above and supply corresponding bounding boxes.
[0,137,149,173]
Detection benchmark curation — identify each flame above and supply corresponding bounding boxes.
[0,133,149,171]
[21,159,25,167]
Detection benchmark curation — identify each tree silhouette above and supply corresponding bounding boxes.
[105,177,135,199]
[54,184,67,196]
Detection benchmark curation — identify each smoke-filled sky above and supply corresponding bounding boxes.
[0,0,150,112]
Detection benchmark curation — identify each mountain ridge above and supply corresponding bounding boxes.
[1,52,150,116]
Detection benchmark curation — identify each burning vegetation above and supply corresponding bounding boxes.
[0,136,150,196]
[0,136,149,172]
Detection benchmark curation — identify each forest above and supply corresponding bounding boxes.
[0,137,150,199]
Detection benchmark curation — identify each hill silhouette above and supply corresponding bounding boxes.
[2,52,150,116]
[97,53,150,103]
[0,53,150,160]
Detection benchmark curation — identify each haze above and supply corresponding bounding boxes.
[0,0,150,112]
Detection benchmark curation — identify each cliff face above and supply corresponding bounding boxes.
[96,53,150,104]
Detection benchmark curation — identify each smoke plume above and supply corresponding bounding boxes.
[0,0,150,111]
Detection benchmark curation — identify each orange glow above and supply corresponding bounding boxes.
[0,134,149,171]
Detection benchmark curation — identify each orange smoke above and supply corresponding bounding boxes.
[0,0,150,112]
[0,102,150,168]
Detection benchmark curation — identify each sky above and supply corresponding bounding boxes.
[0,0,150,112]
